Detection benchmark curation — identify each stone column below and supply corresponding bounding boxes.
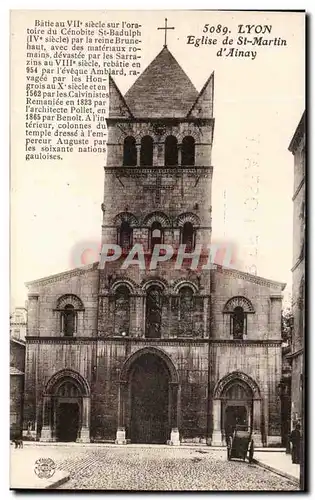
[269,294,283,339]
[27,293,39,336]
[136,144,141,166]
[157,142,164,167]
[115,383,127,444]
[40,395,52,442]
[203,296,209,338]
[211,399,223,446]
[178,144,182,166]
[169,383,180,446]
[135,294,144,336]
[77,397,90,443]
[252,399,263,447]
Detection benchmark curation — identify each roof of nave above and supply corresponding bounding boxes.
[25,262,99,288]
[124,47,199,118]
[214,265,286,291]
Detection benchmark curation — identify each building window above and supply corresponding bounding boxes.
[165,135,178,166]
[150,221,163,250]
[179,286,194,335]
[119,221,133,251]
[232,307,245,339]
[114,285,130,335]
[182,221,195,250]
[140,135,153,166]
[61,304,77,337]
[145,286,162,338]
[223,296,254,339]
[123,136,137,166]
[181,136,195,166]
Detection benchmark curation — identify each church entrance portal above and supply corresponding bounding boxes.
[224,405,248,435]
[56,402,80,442]
[40,370,91,443]
[130,354,169,444]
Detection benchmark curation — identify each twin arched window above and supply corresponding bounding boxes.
[122,135,195,167]
[140,136,153,166]
[182,221,195,250]
[165,135,178,166]
[182,136,195,166]
[150,221,163,249]
[119,221,133,251]
[114,285,131,335]
[145,285,163,338]
[179,286,194,335]
[123,136,137,166]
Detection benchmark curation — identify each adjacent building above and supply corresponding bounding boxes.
[288,112,305,431]
[10,308,27,438]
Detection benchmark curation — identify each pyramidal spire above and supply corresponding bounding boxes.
[187,72,214,119]
[124,47,198,118]
[108,75,133,119]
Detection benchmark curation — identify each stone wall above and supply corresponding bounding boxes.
[26,265,99,338]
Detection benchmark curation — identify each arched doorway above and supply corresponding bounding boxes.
[117,348,180,445]
[40,369,91,443]
[222,382,253,436]
[55,380,81,442]
[130,354,169,443]
[212,371,262,447]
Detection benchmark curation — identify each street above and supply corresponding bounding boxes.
[11,444,298,491]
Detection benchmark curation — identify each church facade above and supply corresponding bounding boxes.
[23,46,284,447]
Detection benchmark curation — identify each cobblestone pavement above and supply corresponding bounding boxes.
[48,446,299,491]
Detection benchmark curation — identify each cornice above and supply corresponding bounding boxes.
[214,265,286,291]
[25,263,99,288]
[26,336,282,347]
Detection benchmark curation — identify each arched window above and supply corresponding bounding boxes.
[150,221,163,250]
[114,285,130,335]
[119,221,133,251]
[165,135,178,166]
[62,304,76,337]
[56,295,84,337]
[179,286,194,335]
[232,307,245,339]
[182,221,195,250]
[145,286,162,338]
[123,136,137,166]
[181,136,195,166]
[140,135,153,166]
[223,296,254,339]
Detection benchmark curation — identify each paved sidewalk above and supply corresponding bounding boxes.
[254,451,300,485]
[10,445,70,489]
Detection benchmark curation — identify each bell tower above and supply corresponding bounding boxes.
[96,35,215,444]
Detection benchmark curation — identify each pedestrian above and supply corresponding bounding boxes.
[290,423,301,464]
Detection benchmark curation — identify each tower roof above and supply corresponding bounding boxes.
[124,47,198,118]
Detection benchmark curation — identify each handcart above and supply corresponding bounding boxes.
[226,426,254,463]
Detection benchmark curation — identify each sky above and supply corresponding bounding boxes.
[10,10,305,309]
